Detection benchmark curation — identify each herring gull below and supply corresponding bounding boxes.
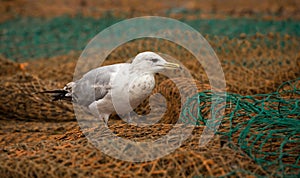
[44,51,180,125]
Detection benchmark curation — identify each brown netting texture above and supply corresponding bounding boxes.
[0,34,299,177]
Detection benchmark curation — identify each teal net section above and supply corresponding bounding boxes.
[0,14,299,177]
[1,16,300,61]
[181,78,300,176]
[0,16,122,61]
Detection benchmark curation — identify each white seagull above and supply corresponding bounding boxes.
[44,52,180,125]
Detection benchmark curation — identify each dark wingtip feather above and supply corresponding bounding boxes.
[38,90,72,101]
[38,90,67,94]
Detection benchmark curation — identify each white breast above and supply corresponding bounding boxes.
[128,74,155,108]
[97,71,155,115]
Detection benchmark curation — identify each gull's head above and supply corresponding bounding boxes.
[131,51,180,73]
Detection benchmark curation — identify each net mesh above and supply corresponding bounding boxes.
[181,78,300,176]
[0,53,299,176]
[0,121,270,177]
[1,7,300,177]
[1,16,300,62]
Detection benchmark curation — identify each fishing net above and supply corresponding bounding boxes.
[0,73,74,121]
[0,33,299,176]
[1,15,300,61]
[2,0,300,24]
[180,78,300,176]
[1,6,300,176]
[0,121,270,177]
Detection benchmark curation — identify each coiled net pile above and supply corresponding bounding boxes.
[181,78,300,177]
[0,50,299,177]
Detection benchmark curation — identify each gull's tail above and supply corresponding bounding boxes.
[39,89,72,101]
[39,82,75,102]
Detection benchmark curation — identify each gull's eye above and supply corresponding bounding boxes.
[150,58,159,63]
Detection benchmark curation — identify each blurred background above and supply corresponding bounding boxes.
[0,0,299,177]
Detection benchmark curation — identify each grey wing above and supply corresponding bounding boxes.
[72,65,120,107]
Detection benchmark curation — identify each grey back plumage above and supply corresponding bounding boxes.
[72,64,125,106]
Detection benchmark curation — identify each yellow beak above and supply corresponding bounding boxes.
[163,62,181,69]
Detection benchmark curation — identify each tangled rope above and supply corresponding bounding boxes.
[181,78,300,176]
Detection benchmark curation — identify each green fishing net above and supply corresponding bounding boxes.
[181,78,300,176]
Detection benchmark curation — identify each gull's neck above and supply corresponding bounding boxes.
[129,63,153,75]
